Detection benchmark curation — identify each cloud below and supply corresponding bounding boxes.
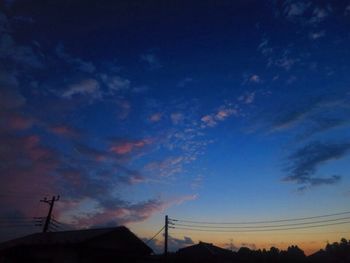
[55,44,95,73]
[110,138,152,155]
[171,112,184,125]
[145,156,185,177]
[101,74,130,91]
[0,72,25,110]
[145,234,194,253]
[0,112,34,131]
[48,125,80,138]
[149,112,162,122]
[201,107,238,128]
[309,7,331,24]
[268,96,348,133]
[249,75,261,83]
[275,56,298,71]
[201,114,217,127]
[168,235,194,251]
[0,33,44,69]
[298,117,348,140]
[282,2,330,25]
[270,108,309,132]
[238,92,256,105]
[62,79,101,99]
[141,52,162,69]
[284,2,310,18]
[116,100,131,120]
[67,194,197,228]
[0,133,60,221]
[284,141,350,187]
[242,74,262,85]
[74,143,108,161]
[346,5,350,15]
[309,31,325,40]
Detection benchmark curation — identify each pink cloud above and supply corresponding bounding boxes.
[48,125,79,137]
[249,74,261,83]
[110,138,152,155]
[201,107,238,128]
[201,115,217,127]
[0,134,60,218]
[149,112,162,122]
[7,114,34,130]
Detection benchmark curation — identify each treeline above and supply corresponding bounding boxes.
[163,238,350,263]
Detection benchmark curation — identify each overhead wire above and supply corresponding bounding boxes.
[170,220,350,233]
[170,216,350,229]
[146,226,165,244]
[169,211,350,225]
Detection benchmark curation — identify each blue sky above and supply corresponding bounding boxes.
[0,0,350,254]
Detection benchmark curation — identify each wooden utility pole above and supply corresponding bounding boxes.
[164,215,168,257]
[40,195,60,233]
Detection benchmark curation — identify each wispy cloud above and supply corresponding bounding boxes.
[65,194,197,228]
[309,31,325,40]
[345,5,350,16]
[141,52,162,69]
[145,156,185,178]
[48,125,80,138]
[249,74,261,83]
[171,112,184,125]
[109,138,152,155]
[284,2,310,19]
[56,44,95,73]
[101,74,130,92]
[238,92,256,105]
[62,79,101,99]
[283,141,350,188]
[201,107,238,128]
[149,112,162,122]
[268,96,348,134]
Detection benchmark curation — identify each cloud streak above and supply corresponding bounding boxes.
[284,141,350,188]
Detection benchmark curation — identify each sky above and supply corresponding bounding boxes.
[0,0,350,255]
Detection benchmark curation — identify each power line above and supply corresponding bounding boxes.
[0,224,38,228]
[170,220,350,232]
[171,216,350,229]
[169,211,350,225]
[146,226,165,244]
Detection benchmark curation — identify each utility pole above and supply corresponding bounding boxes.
[40,195,60,233]
[164,215,168,257]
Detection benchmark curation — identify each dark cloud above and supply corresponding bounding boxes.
[142,234,193,254]
[297,117,348,140]
[71,198,166,228]
[284,141,350,187]
[269,95,347,133]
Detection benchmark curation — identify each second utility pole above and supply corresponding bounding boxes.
[40,195,60,233]
[164,215,168,257]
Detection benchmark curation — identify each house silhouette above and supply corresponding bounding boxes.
[177,241,233,263]
[0,226,153,263]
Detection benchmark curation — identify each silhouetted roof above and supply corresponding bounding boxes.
[178,241,232,258]
[0,226,152,255]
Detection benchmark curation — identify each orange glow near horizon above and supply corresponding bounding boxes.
[131,221,350,255]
